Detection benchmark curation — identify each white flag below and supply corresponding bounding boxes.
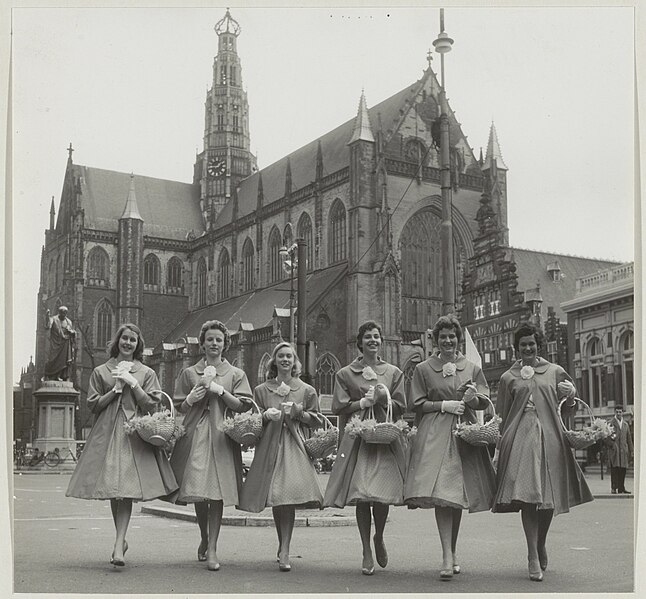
[464,327,484,424]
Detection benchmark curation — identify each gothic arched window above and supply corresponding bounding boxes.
[268,227,283,284]
[400,208,466,331]
[218,248,230,301]
[196,257,207,307]
[403,356,421,401]
[620,330,634,406]
[329,200,347,264]
[167,257,183,294]
[316,352,341,395]
[94,299,114,351]
[87,246,110,287]
[241,238,255,293]
[297,212,313,271]
[143,254,161,291]
[587,336,604,409]
[257,352,271,385]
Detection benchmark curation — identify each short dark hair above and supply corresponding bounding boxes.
[109,323,145,361]
[266,341,302,379]
[513,322,544,352]
[432,314,463,345]
[356,321,383,352]
[615,405,624,411]
[199,320,231,352]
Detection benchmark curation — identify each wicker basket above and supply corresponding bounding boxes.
[304,414,339,459]
[222,399,263,447]
[360,398,403,445]
[136,391,181,447]
[454,396,500,446]
[558,397,598,450]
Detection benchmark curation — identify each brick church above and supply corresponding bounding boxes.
[31,10,618,439]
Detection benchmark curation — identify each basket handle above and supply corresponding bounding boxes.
[457,394,495,425]
[557,397,593,433]
[150,390,175,419]
[224,396,262,419]
[367,387,393,423]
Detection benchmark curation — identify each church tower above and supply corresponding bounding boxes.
[195,9,257,229]
[117,175,144,326]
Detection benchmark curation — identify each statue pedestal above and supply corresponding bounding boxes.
[33,380,80,470]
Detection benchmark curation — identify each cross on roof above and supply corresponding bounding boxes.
[67,143,74,159]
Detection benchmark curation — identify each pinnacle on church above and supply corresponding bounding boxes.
[483,121,508,171]
[215,9,241,37]
[120,174,143,221]
[348,91,375,144]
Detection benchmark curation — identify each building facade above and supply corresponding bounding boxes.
[20,10,626,440]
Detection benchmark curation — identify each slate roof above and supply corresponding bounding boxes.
[214,77,431,228]
[506,248,620,321]
[74,165,203,240]
[159,263,347,347]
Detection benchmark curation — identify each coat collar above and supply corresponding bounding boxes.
[193,358,232,376]
[427,352,467,373]
[348,356,388,376]
[265,377,304,392]
[106,357,143,373]
[508,357,550,377]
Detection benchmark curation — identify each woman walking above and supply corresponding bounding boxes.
[404,314,496,580]
[492,322,593,581]
[323,321,407,576]
[238,342,323,572]
[170,320,252,571]
[66,323,178,567]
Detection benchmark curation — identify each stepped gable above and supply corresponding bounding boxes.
[74,164,202,239]
[159,263,347,347]
[212,77,437,229]
[508,247,620,321]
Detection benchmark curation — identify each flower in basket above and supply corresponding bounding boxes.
[407,425,418,439]
[345,415,377,439]
[581,418,613,442]
[272,381,291,397]
[520,365,535,380]
[218,409,262,434]
[442,362,457,377]
[123,409,186,447]
[362,366,378,381]
[393,419,410,435]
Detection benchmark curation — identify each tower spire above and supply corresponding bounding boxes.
[49,196,56,230]
[483,121,508,170]
[348,90,375,144]
[120,174,143,221]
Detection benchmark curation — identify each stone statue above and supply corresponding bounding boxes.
[44,306,76,381]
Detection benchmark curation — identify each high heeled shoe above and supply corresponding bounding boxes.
[373,535,388,568]
[110,540,127,567]
[198,539,208,562]
[528,559,543,582]
[206,549,220,571]
[439,569,453,580]
[452,563,461,574]
[278,552,291,572]
[361,565,375,576]
[538,546,548,571]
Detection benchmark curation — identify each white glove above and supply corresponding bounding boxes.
[186,385,207,406]
[557,381,576,399]
[114,370,138,388]
[265,407,282,422]
[209,381,225,396]
[442,400,465,415]
[359,387,376,409]
[113,378,124,394]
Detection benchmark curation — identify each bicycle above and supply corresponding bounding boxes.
[43,447,78,467]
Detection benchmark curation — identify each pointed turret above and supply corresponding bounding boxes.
[284,158,292,197]
[348,91,375,144]
[49,196,56,230]
[315,140,324,181]
[256,171,264,212]
[482,122,508,171]
[120,174,143,221]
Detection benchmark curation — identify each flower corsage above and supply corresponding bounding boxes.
[442,362,457,377]
[273,381,291,397]
[362,366,378,381]
[520,365,535,380]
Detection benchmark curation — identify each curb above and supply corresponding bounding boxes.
[140,505,353,527]
[593,493,634,500]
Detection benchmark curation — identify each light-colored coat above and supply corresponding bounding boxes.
[606,416,633,468]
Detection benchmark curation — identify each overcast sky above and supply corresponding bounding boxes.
[10,5,635,382]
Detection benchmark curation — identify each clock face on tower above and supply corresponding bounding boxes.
[207,157,226,178]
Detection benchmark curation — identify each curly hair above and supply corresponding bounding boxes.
[431,314,463,345]
[356,321,383,352]
[199,320,231,352]
[266,342,302,379]
[512,322,544,352]
[109,323,145,362]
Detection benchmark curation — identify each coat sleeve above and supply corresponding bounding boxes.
[496,373,511,425]
[231,370,253,411]
[409,364,429,413]
[303,385,323,428]
[173,368,195,413]
[86,367,110,414]
[389,367,407,421]
[135,367,163,415]
[555,365,577,418]
[331,370,355,415]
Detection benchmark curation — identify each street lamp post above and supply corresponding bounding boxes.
[279,237,310,384]
[433,8,455,316]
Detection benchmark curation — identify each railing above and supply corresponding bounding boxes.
[576,263,634,294]
[386,158,483,191]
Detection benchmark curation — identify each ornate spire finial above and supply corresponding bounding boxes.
[348,91,375,144]
[215,8,241,36]
[67,142,74,160]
